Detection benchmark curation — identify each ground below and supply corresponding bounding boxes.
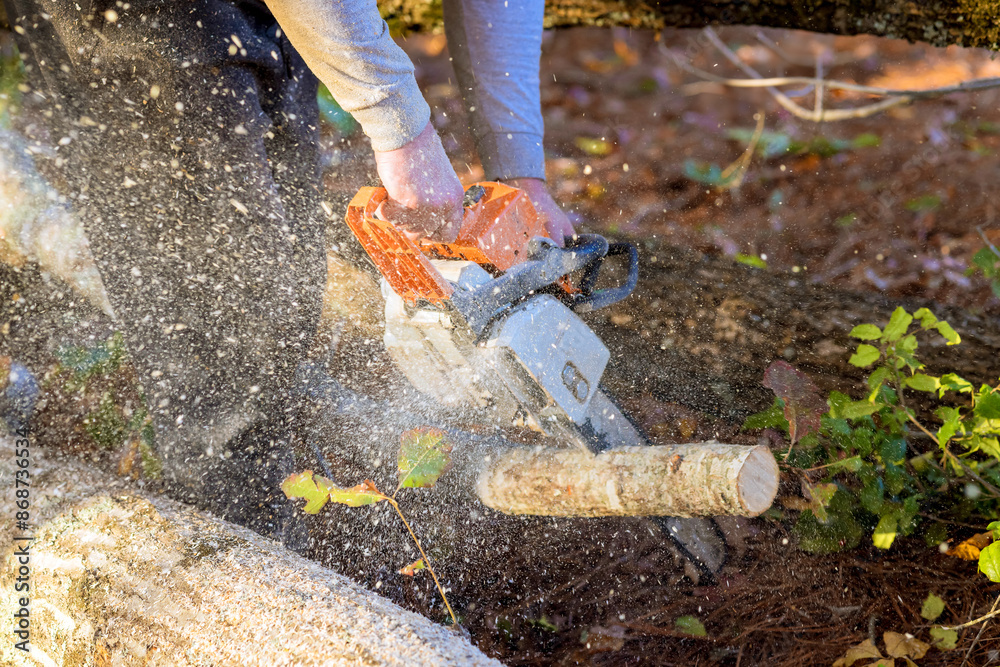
[6,23,1000,667]
[334,26,1000,666]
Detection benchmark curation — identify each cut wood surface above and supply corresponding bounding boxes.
[0,437,502,667]
[476,442,778,517]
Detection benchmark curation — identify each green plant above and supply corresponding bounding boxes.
[282,428,459,626]
[49,333,159,477]
[968,243,1000,299]
[746,307,1000,553]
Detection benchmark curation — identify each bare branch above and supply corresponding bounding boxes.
[664,27,1000,123]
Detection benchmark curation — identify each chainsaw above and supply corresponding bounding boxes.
[344,183,728,575]
[345,181,646,454]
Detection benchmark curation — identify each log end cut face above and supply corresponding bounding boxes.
[736,445,780,517]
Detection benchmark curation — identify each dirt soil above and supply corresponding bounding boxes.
[319,26,1000,666]
[7,22,1000,667]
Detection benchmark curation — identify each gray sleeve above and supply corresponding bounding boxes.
[264,0,430,152]
[443,0,546,181]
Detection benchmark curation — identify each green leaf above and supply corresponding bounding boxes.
[903,373,940,393]
[881,307,913,343]
[803,481,838,524]
[979,541,1000,582]
[934,321,961,345]
[858,476,884,514]
[281,471,334,514]
[988,520,1000,540]
[879,436,907,466]
[849,324,882,340]
[912,307,939,328]
[897,334,918,354]
[930,626,958,651]
[794,490,863,554]
[827,391,852,419]
[824,455,863,473]
[735,252,767,269]
[849,344,881,368]
[574,136,614,156]
[528,615,559,632]
[851,132,881,148]
[921,593,946,621]
[936,406,963,447]
[741,398,788,432]
[327,479,387,507]
[905,194,941,213]
[972,246,1000,274]
[841,400,883,420]
[867,367,892,395]
[939,373,974,396]
[873,513,898,550]
[398,428,454,489]
[978,437,1000,459]
[674,615,707,637]
[975,389,1000,420]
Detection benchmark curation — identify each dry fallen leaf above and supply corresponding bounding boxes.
[832,638,883,667]
[884,631,929,660]
[398,559,426,576]
[946,532,991,560]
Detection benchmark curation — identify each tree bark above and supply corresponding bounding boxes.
[376,0,1000,50]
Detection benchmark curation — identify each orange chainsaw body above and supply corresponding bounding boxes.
[344,182,548,305]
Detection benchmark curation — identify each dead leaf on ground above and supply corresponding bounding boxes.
[883,631,929,660]
[832,638,883,667]
[398,559,426,576]
[946,532,991,560]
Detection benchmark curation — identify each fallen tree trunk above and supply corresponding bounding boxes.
[476,442,778,517]
[1,1,997,50]
[374,0,1000,50]
[0,437,502,667]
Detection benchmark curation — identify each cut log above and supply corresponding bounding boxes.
[476,442,778,518]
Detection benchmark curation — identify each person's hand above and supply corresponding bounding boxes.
[504,177,575,247]
[373,122,464,243]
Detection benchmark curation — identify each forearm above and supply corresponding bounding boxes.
[443,0,546,181]
[264,0,429,152]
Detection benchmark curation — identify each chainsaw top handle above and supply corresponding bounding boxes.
[344,182,639,322]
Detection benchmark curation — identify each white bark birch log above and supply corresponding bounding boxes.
[476,442,779,518]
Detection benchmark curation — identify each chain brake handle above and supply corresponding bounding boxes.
[569,240,639,313]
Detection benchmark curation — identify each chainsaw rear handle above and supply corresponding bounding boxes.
[570,241,639,314]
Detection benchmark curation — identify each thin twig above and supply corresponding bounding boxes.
[669,64,1000,99]
[662,28,1000,123]
[387,498,458,627]
[959,594,1000,667]
[977,225,1000,260]
[719,110,765,189]
[814,51,824,123]
[701,28,910,122]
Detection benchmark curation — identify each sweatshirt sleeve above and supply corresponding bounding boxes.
[443,0,546,181]
[264,0,430,152]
